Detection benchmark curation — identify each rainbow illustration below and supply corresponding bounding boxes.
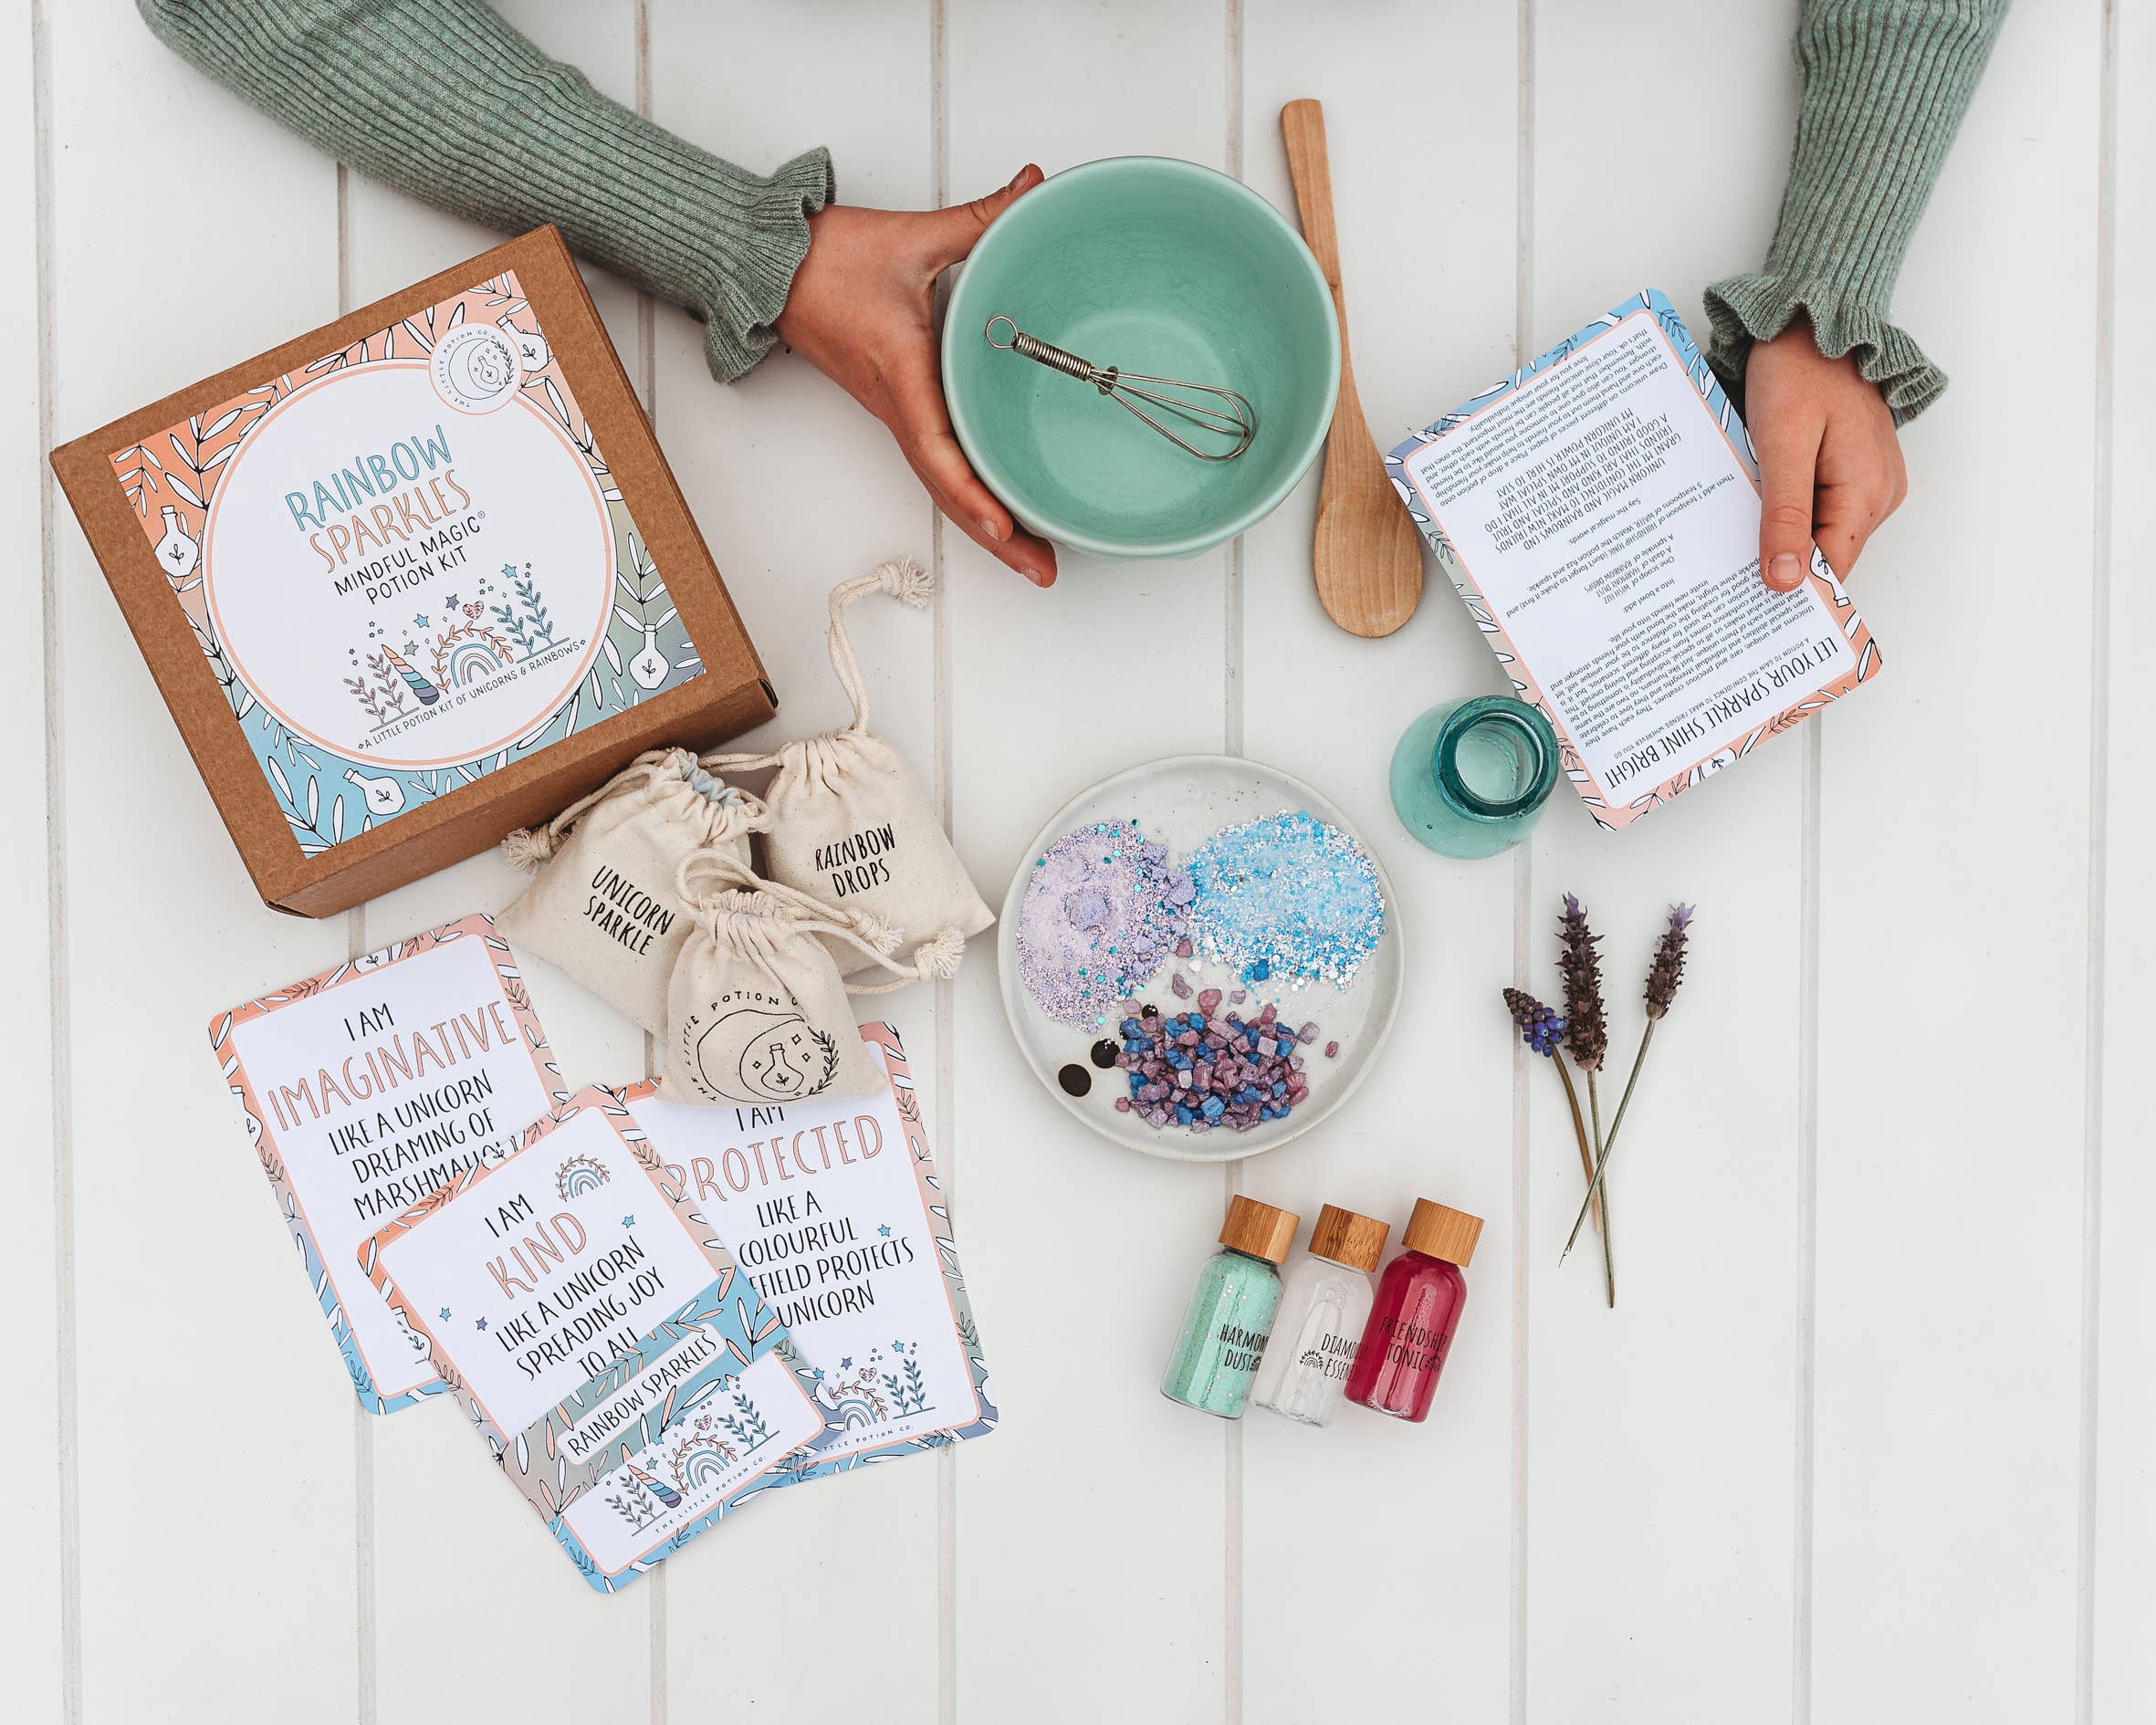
[822,1382,884,1429]
[554,1153,610,1200]
[380,647,440,706]
[665,1434,739,1490]
[442,632,513,687]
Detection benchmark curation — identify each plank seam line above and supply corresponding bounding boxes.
[32,1,83,1719]
[630,13,668,1720]
[929,6,958,1720]
[335,157,381,1725]
[1793,719,1822,1725]
[1509,5,1534,1722]
[2074,4,2119,1720]
[1223,9,1245,1720]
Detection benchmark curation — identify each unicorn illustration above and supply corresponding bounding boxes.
[664,1420,740,1491]
[623,1458,682,1511]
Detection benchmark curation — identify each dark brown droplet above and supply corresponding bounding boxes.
[1089,1039,1120,1069]
[1057,1063,1093,1097]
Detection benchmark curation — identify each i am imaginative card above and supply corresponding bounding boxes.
[208,914,563,1412]
[620,1024,997,1478]
[1387,288,1882,829]
[359,1089,824,1593]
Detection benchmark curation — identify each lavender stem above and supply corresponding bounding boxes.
[1563,1019,1656,1260]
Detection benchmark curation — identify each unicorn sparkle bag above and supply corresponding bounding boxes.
[495,748,769,1033]
[703,559,993,976]
[662,850,961,1108]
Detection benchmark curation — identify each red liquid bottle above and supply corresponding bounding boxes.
[1345,1198,1482,1422]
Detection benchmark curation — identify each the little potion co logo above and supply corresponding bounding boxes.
[429,322,522,414]
[676,988,838,1106]
[554,1152,611,1200]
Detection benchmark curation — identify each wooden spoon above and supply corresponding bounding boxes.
[1280,98,1424,638]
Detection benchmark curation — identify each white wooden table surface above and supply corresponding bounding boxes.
[7,2,2147,1720]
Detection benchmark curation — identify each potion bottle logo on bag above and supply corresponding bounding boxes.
[680,988,838,1105]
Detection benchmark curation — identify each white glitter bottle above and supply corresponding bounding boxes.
[1251,1205,1387,1427]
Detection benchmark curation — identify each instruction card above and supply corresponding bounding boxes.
[619,1023,997,1478]
[208,914,564,1413]
[360,1088,825,1593]
[1388,288,1881,829]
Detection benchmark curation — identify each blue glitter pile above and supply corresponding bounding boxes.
[1184,809,1385,989]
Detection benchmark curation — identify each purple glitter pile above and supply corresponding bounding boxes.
[1185,809,1385,988]
[1110,991,1321,1133]
[1016,820,1191,1028]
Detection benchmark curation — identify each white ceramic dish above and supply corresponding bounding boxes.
[996,754,1404,1163]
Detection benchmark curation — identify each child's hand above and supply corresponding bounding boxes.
[777,165,1057,587]
[1748,316,1907,591]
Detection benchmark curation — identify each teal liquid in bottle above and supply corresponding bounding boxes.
[1389,695,1560,859]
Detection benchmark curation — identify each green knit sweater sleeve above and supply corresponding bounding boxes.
[1706,0,2008,424]
[137,0,832,382]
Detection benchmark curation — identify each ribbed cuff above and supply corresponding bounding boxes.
[1704,273,1946,425]
[1709,0,2006,426]
[696,146,835,382]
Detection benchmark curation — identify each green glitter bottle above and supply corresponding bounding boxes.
[1160,1196,1300,1418]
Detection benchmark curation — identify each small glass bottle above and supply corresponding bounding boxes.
[1251,1204,1388,1427]
[1390,695,1560,859]
[1160,1195,1300,1419]
[1345,1198,1482,1422]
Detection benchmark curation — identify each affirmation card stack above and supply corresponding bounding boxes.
[209,915,995,1593]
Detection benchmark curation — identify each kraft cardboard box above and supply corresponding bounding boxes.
[52,227,774,918]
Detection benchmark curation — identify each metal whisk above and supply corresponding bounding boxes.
[984,315,1257,462]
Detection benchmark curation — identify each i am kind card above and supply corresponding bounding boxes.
[360,1088,825,1593]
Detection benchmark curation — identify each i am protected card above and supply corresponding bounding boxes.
[207,913,564,1412]
[359,1087,824,1592]
[621,1024,997,1479]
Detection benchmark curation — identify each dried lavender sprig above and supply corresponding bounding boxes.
[1506,986,1614,1304]
[1562,904,1697,1262]
[1557,893,1607,1072]
[1502,987,1566,1058]
[1645,903,1693,1019]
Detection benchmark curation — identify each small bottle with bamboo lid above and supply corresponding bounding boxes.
[1160,1195,1300,1419]
[1251,1204,1388,1427]
[1345,1198,1482,1423]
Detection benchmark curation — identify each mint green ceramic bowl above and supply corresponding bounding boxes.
[942,157,1339,560]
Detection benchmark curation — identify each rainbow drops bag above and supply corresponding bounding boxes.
[702,559,993,976]
[495,748,769,1033]
[663,849,960,1107]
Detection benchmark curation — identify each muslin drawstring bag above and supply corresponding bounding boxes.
[495,748,770,1034]
[664,849,962,1107]
[702,559,993,977]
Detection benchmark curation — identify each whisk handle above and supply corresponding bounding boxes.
[1280,99,1343,294]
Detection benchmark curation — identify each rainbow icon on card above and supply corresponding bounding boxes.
[554,1153,611,1199]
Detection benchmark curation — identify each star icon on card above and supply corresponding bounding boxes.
[622,1214,635,1228]
[438,1307,451,1322]
[840,1357,853,1370]
[878,1225,892,1238]
[413,614,430,628]
[475,1317,487,1332]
